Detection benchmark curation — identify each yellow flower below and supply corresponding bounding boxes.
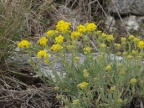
[100,43,106,48]
[51,44,63,51]
[97,53,104,59]
[70,31,81,39]
[77,24,87,33]
[130,78,137,85]
[106,64,112,71]
[133,37,140,43]
[74,56,80,61]
[37,50,49,62]
[120,70,126,75]
[106,34,114,42]
[117,98,123,104]
[55,35,64,43]
[37,50,48,58]
[138,55,142,58]
[121,37,126,42]
[122,52,128,56]
[38,37,48,46]
[131,50,138,55]
[77,82,89,89]
[72,99,79,105]
[85,23,97,31]
[17,40,30,49]
[101,33,107,38]
[56,95,64,100]
[54,86,59,90]
[56,20,71,33]
[110,86,116,92]
[117,63,122,67]
[127,55,133,59]
[66,45,75,50]
[137,41,144,48]
[128,35,135,41]
[114,43,121,49]
[83,47,92,54]
[46,30,58,37]
[83,69,89,78]
[116,52,121,56]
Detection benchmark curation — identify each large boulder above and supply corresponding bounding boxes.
[108,0,144,16]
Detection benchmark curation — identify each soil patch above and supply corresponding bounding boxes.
[0,62,61,108]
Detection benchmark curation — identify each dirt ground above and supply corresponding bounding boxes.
[0,63,61,108]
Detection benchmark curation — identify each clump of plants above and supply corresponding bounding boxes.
[17,20,144,108]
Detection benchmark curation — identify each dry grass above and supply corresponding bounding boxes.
[0,0,31,63]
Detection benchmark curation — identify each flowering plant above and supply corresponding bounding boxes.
[17,20,144,108]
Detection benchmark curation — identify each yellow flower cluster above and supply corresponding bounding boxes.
[106,64,112,71]
[101,33,114,42]
[101,33,107,38]
[131,50,138,55]
[114,43,121,49]
[123,34,144,49]
[77,24,87,33]
[121,37,126,42]
[121,37,126,44]
[83,47,92,54]
[100,43,106,48]
[122,52,128,56]
[137,41,144,49]
[133,37,140,43]
[106,34,114,42]
[117,98,123,104]
[55,35,64,43]
[72,99,79,105]
[77,23,97,33]
[130,78,137,85]
[97,53,104,59]
[128,35,135,41]
[66,45,75,50]
[85,23,97,31]
[38,37,48,46]
[51,44,63,51]
[54,86,59,90]
[17,40,30,49]
[56,20,71,33]
[46,30,58,37]
[70,31,81,39]
[77,82,89,89]
[127,54,133,59]
[83,69,89,77]
[74,56,80,61]
[126,35,144,50]
[110,86,116,92]
[37,50,49,62]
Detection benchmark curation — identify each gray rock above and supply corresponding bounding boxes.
[108,0,144,15]
[105,15,116,32]
[123,15,140,31]
[37,53,123,80]
[8,52,123,80]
